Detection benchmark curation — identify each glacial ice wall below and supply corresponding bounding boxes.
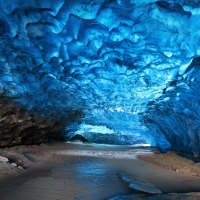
[142,57,200,156]
[0,0,200,154]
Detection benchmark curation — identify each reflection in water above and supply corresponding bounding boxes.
[0,156,135,200]
[75,161,107,187]
[61,158,136,200]
[0,143,200,200]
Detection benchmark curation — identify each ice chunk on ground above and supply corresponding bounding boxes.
[118,172,162,194]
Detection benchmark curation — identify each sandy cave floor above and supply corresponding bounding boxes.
[0,143,200,199]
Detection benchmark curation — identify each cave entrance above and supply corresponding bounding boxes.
[64,123,155,148]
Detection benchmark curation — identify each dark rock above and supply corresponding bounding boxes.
[69,134,88,143]
[0,97,81,147]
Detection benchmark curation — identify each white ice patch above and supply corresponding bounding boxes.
[75,123,116,135]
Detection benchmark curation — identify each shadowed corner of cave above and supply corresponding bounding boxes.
[1,0,200,199]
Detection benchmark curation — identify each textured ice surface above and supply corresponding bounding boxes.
[65,123,155,145]
[142,58,200,156]
[0,0,200,153]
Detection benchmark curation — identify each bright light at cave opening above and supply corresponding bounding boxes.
[76,123,116,135]
[67,123,152,147]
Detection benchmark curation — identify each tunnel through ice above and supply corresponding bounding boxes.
[0,0,200,157]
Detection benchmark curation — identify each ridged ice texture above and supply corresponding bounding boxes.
[142,58,200,156]
[0,0,200,153]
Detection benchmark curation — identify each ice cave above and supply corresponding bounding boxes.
[2,0,200,199]
[0,0,200,157]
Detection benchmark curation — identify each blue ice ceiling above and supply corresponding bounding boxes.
[0,0,200,155]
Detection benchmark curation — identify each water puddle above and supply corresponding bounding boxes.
[0,143,200,200]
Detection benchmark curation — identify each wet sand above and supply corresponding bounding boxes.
[0,143,200,200]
